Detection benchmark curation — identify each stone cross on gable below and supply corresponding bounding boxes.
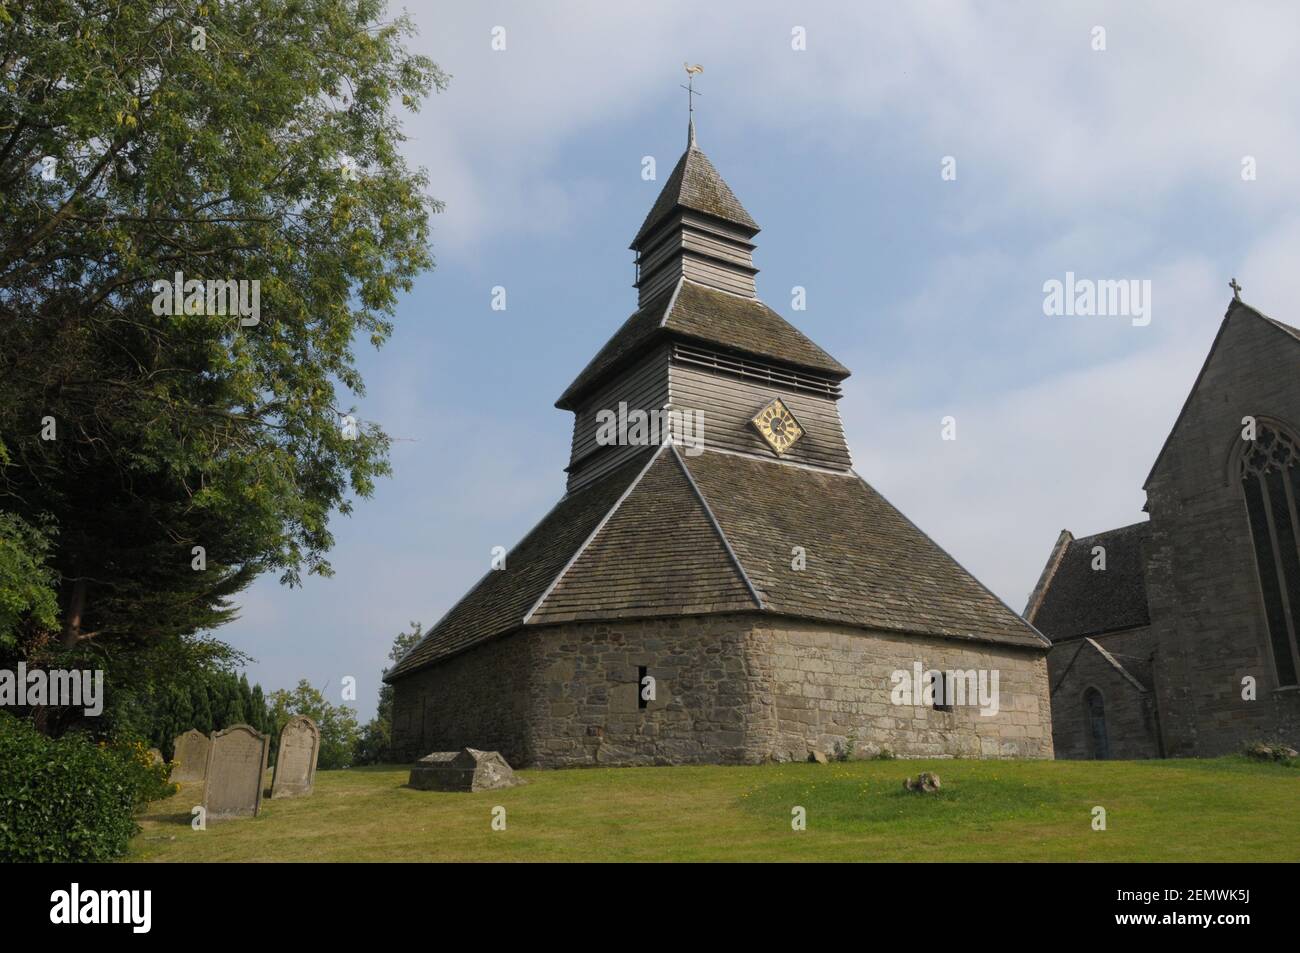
[1230,277,1242,300]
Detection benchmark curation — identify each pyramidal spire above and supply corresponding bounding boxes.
[629,89,761,305]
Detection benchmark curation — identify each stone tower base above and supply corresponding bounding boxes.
[390,613,1052,767]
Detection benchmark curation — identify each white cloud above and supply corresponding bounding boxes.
[403,1,1300,249]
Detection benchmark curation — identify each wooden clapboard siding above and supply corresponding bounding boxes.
[567,442,652,492]
[681,255,755,297]
[566,345,671,490]
[669,361,852,470]
[636,264,681,306]
[636,209,759,306]
[638,251,755,304]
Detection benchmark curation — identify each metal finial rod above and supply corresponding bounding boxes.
[682,63,703,146]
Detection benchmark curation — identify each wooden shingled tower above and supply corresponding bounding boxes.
[385,117,1052,768]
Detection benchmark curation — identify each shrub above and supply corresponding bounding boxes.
[106,738,178,808]
[0,713,174,862]
[1242,740,1298,763]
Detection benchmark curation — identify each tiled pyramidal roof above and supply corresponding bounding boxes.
[557,280,848,409]
[1028,521,1152,642]
[387,126,1047,683]
[388,446,1044,679]
[631,140,758,245]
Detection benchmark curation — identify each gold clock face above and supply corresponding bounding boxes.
[750,398,804,456]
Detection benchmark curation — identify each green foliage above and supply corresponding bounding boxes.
[833,730,857,762]
[269,679,359,769]
[353,620,421,764]
[0,510,59,650]
[1242,740,1298,763]
[0,712,173,862]
[0,0,445,658]
[111,737,179,807]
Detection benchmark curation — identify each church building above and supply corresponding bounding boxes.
[1027,293,1300,758]
[385,119,1054,767]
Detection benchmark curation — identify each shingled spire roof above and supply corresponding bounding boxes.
[631,128,758,247]
[556,127,847,410]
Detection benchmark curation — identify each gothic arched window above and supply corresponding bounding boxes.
[1240,422,1300,687]
[1084,688,1109,760]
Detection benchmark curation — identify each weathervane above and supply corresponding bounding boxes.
[682,62,703,145]
[1229,277,1242,301]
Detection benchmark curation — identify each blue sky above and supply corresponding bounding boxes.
[222,1,1300,720]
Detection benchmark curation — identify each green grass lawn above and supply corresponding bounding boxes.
[127,756,1300,862]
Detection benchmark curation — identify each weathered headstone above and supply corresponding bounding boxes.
[202,724,269,820]
[147,747,165,766]
[171,729,210,782]
[271,715,320,799]
[408,748,523,792]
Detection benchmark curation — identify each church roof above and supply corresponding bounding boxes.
[387,444,1046,682]
[385,451,654,680]
[681,450,1046,647]
[556,279,849,409]
[1027,521,1151,642]
[1144,297,1300,489]
[1050,638,1152,695]
[632,141,758,247]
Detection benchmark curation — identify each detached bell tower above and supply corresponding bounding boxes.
[383,80,1051,769]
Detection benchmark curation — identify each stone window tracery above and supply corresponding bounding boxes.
[1240,422,1300,687]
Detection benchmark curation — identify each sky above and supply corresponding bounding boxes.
[220,1,1300,720]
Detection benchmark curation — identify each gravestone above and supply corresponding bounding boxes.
[408,748,523,792]
[271,715,320,799]
[147,747,164,766]
[171,729,210,782]
[202,724,269,820]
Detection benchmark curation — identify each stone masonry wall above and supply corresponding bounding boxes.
[389,628,536,765]
[1144,311,1300,756]
[526,615,766,767]
[1047,639,1159,760]
[392,613,1054,767]
[746,619,1053,760]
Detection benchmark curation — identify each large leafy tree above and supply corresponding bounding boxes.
[0,0,443,662]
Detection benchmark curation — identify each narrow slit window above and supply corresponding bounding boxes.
[637,666,649,710]
[930,672,953,712]
[1084,687,1110,760]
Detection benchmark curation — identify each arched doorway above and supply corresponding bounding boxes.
[1084,687,1110,760]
